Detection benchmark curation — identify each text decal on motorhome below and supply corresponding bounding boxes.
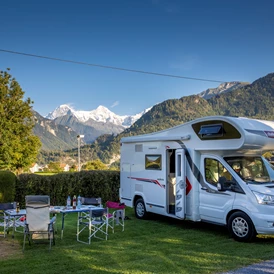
[265,131,274,138]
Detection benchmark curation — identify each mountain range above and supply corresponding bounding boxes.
[35,72,274,166]
[34,105,152,150]
[34,81,247,151]
[198,81,249,99]
[46,104,152,128]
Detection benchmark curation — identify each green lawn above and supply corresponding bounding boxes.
[1,208,274,274]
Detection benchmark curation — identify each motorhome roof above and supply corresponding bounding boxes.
[121,116,274,151]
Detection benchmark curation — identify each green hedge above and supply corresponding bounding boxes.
[16,170,120,207]
[0,170,16,203]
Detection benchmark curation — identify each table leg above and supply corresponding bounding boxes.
[12,217,15,239]
[5,214,11,238]
[61,213,65,239]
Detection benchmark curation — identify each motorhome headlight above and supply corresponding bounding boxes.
[252,191,274,205]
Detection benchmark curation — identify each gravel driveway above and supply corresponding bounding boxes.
[221,260,274,274]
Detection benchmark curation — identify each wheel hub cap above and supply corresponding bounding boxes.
[232,217,248,237]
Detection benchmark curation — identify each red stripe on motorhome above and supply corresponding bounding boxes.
[128,177,165,188]
[186,177,192,195]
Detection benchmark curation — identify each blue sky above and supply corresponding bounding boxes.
[1,0,274,116]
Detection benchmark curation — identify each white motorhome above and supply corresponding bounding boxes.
[119,116,274,242]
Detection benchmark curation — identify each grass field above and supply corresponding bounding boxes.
[1,208,274,274]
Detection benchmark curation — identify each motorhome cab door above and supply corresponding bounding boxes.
[175,149,186,218]
[199,155,236,223]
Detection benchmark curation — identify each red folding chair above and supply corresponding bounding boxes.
[105,201,126,233]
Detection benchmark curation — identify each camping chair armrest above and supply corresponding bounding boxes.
[49,216,56,230]
[50,216,56,224]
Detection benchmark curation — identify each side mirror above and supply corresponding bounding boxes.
[217,177,227,191]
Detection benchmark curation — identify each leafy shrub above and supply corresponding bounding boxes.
[0,170,16,202]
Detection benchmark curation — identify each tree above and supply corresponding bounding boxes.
[69,164,77,172]
[46,162,62,173]
[82,159,108,170]
[0,69,41,173]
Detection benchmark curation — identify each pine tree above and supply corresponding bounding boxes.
[0,69,41,173]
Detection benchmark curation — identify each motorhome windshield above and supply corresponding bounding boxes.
[224,156,271,184]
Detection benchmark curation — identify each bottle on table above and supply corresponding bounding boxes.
[72,195,77,209]
[77,195,81,209]
[16,202,20,213]
[67,195,71,208]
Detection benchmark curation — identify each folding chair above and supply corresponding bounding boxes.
[79,197,102,220]
[77,208,108,244]
[23,195,56,251]
[105,201,126,233]
[81,197,102,207]
[0,202,15,237]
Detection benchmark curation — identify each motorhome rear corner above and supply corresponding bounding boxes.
[119,115,274,242]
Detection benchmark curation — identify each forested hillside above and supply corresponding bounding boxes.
[33,111,79,150]
[209,73,274,118]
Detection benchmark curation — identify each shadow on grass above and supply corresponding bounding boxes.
[140,211,274,244]
[143,212,228,235]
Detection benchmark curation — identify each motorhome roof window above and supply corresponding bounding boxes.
[198,124,224,138]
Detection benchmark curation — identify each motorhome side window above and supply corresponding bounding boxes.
[205,158,232,186]
[145,155,162,170]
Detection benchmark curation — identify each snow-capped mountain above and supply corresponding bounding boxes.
[46,105,152,128]
[198,81,249,99]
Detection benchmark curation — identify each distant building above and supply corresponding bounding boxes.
[60,163,70,172]
[29,163,40,173]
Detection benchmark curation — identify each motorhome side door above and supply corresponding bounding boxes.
[121,163,131,200]
[175,149,186,219]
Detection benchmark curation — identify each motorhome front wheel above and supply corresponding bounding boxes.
[135,198,147,219]
[228,212,257,242]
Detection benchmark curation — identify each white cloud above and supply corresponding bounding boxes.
[111,101,119,108]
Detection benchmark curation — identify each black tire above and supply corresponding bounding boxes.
[134,198,147,219]
[228,211,257,242]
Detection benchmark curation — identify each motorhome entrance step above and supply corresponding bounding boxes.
[169,204,175,214]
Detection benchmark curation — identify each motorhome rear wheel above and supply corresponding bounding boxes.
[135,198,147,219]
